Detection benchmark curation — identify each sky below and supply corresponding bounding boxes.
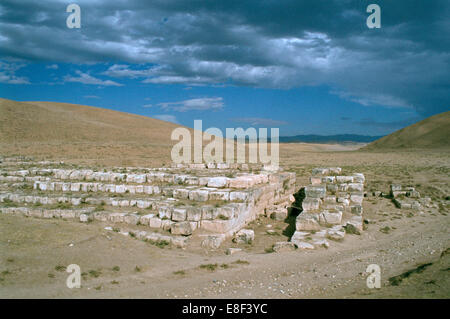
[0,0,449,136]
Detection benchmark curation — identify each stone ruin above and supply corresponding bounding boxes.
[390,184,431,210]
[0,156,371,252]
[0,157,295,249]
[274,167,366,252]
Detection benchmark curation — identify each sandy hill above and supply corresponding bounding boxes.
[363,111,450,150]
[0,98,187,166]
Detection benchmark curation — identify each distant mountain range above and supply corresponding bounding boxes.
[278,134,384,144]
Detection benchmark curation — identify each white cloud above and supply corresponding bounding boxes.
[64,70,123,86]
[0,61,30,84]
[158,97,224,112]
[230,117,289,126]
[153,114,178,124]
[46,64,58,70]
[142,104,153,108]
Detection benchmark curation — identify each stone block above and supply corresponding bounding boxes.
[319,210,342,225]
[188,189,209,201]
[295,212,321,231]
[172,208,187,221]
[233,229,254,244]
[149,217,162,228]
[207,177,228,188]
[201,234,225,249]
[304,186,326,198]
[171,221,193,236]
[186,207,202,221]
[336,176,353,183]
[272,242,296,252]
[302,198,321,211]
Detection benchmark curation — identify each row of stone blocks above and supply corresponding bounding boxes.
[0,207,189,248]
[1,169,270,189]
[32,181,252,202]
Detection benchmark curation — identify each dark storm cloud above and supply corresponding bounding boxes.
[0,0,449,115]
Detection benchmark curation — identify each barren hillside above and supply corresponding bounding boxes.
[364,111,450,150]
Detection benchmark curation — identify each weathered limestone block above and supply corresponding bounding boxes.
[327,184,338,194]
[336,176,353,183]
[312,238,330,248]
[233,229,254,244]
[173,188,190,199]
[407,190,420,198]
[312,168,329,175]
[158,206,172,220]
[200,219,235,233]
[327,226,345,241]
[207,177,229,188]
[302,198,321,211]
[109,212,127,223]
[80,214,90,222]
[201,234,226,249]
[124,213,139,225]
[304,186,326,198]
[119,200,130,207]
[319,210,342,225]
[136,200,151,209]
[161,219,175,231]
[229,191,248,201]
[350,193,364,204]
[188,189,209,201]
[351,205,363,215]
[338,183,349,192]
[348,183,364,192]
[322,176,336,183]
[273,242,296,252]
[345,216,363,234]
[171,236,189,248]
[296,212,321,231]
[290,231,310,247]
[390,184,402,192]
[353,173,365,183]
[209,190,230,201]
[149,217,162,228]
[171,221,193,236]
[226,248,243,255]
[139,213,156,226]
[186,207,202,221]
[172,208,187,221]
[324,195,337,204]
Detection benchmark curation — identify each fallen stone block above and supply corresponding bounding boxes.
[272,242,296,252]
[233,229,254,244]
[201,234,225,249]
[226,248,242,255]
